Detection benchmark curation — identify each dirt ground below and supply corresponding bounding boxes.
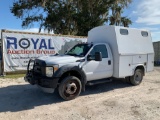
[0,67,160,120]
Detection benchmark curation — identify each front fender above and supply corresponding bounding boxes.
[54,65,87,91]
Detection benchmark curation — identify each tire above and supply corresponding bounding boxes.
[130,69,143,86]
[58,76,82,100]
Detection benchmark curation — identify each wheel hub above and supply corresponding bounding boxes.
[135,72,141,81]
[66,83,77,94]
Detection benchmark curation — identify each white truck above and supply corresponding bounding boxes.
[25,25,154,100]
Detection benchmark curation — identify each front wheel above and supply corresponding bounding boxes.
[130,69,143,85]
[58,76,82,100]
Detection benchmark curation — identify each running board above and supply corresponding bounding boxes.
[86,78,112,86]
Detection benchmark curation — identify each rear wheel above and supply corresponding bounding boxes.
[130,69,143,85]
[58,76,82,100]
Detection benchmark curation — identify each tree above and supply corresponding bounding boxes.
[43,0,78,35]
[109,0,132,27]
[121,17,132,27]
[74,0,114,36]
[11,0,47,32]
[11,0,132,36]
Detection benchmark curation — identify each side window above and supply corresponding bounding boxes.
[90,45,108,58]
[141,31,148,37]
[120,29,128,35]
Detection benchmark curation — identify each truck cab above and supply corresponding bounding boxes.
[25,42,113,100]
[25,25,154,100]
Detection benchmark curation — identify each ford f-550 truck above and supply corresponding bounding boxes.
[25,26,154,100]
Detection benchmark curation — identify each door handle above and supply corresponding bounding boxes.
[108,60,111,65]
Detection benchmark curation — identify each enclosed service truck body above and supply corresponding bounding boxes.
[88,26,154,78]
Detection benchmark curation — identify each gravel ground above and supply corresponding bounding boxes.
[0,67,160,120]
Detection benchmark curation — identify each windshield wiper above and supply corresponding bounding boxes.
[66,53,84,57]
[66,53,77,56]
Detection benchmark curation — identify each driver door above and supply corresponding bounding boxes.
[83,44,113,81]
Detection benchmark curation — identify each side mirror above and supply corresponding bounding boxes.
[95,52,102,61]
[87,55,92,61]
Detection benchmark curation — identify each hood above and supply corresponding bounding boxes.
[38,55,83,65]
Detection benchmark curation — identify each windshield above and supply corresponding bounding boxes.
[66,44,92,57]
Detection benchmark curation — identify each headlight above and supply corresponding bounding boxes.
[45,65,59,77]
[46,67,53,77]
[28,59,34,70]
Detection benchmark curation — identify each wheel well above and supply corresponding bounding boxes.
[135,66,145,75]
[58,70,82,84]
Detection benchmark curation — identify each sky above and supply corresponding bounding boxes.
[0,0,160,42]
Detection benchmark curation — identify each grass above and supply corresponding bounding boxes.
[0,70,26,79]
[5,74,25,79]
[1,74,26,79]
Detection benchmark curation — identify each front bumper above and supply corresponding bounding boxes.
[24,59,59,93]
[24,73,59,88]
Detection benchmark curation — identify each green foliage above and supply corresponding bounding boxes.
[109,0,132,26]
[1,74,26,79]
[10,0,132,36]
